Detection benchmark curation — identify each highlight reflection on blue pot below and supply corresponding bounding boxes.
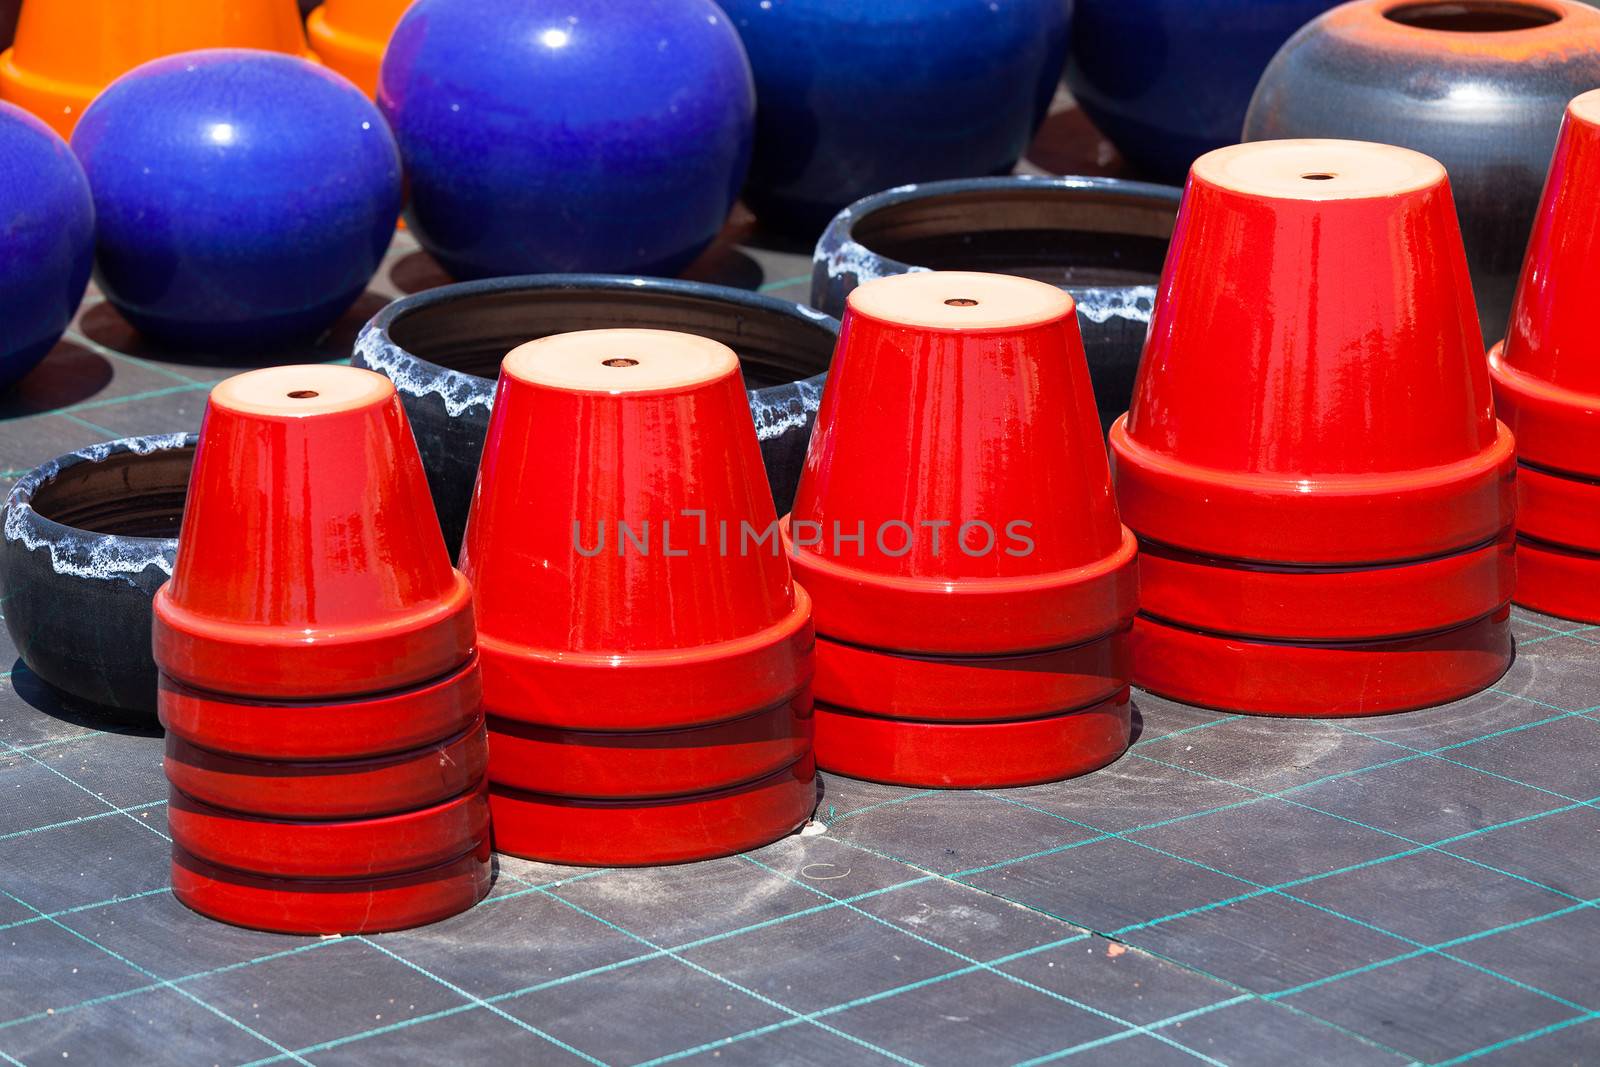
[379,0,755,280]
[0,101,93,388]
[720,0,1071,235]
[1065,0,1338,183]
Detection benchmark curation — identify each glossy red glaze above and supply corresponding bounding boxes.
[164,718,488,820]
[813,694,1131,788]
[460,331,813,730]
[168,783,490,879]
[1516,464,1600,553]
[1137,532,1515,642]
[489,755,817,866]
[485,693,812,799]
[1494,91,1600,479]
[787,271,1137,655]
[1512,537,1600,623]
[1131,609,1513,716]
[172,845,491,935]
[157,655,482,761]
[1113,140,1514,564]
[153,366,474,700]
[813,631,1129,723]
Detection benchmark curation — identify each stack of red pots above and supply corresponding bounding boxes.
[785,271,1139,788]
[461,329,816,866]
[1490,89,1600,624]
[154,366,491,935]
[1111,140,1517,716]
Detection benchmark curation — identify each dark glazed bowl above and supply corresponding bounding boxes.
[812,176,1181,430]
[351,275,840,558]
[1244,0,1600,340]
[1,434,196,720]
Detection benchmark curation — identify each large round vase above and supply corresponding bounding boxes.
[351,277,838,558]
[0,100,94,389]
[1,435,196,720]
[71,49,402,350]
[1065,0,1340,183]
[378,0,755,279]
[1244,0,1600,340]
[718,0,1071,235]
[812,176,1181,431]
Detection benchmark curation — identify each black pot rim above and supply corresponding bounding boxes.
[814,174,1183,309]
[4,433,196,585]
[353,273,841,417]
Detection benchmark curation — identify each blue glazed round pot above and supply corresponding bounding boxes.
[719,0,1071,235]
[70,50,401,351]
[351,275,838,558]
[1065,0,1340,183]
[813,176,1180,433]
[0,101,93,389]
[379,0,755,280]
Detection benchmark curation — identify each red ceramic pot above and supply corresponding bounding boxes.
[813,694,1132,789]
[1136,532,1515,642]
[164,718,488,820]
[460,330,813,731]
[171,844,492,935]
[153,366,474,701]
[1112,140,1515,565]
[1131,608,1514,716]
[158,655,482,761]
[489,755,817,866]
[167,783,490,879]
[786,271,1138,656]
[1513,537,1600,623]
[485,693,812,799]
[1491,90,1600,482]
[813,631,1129,724]
[1515,464,1600,553]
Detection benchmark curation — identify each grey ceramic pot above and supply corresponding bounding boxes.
[1,434,196,720]
[812,175,1182,431]
[351,275,840,559]
[1244,0,1600,340]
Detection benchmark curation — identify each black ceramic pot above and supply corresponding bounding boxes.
[1244,0,1600,340]
[812,176,1181,430]
[1,434,196,720]
[352,275,839,558]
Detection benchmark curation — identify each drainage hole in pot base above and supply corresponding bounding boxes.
[602,358,640,368]
[287,390,320,399]
[944,298,979,307]
[1301,173,1337,181]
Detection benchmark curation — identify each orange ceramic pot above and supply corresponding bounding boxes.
[307,0,412,97]
[0,0,312,137]
[152,366,474,701]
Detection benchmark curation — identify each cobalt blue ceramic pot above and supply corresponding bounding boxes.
[719,0,1071,236]
[0,100,93,389]
[1245,0,1600,343]
[1065,0,1339,184]
[352,275,838,558]
[1,434,196,720]
[813,176,1180,433]
[71,49,401,351]
[378,0,755,280]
